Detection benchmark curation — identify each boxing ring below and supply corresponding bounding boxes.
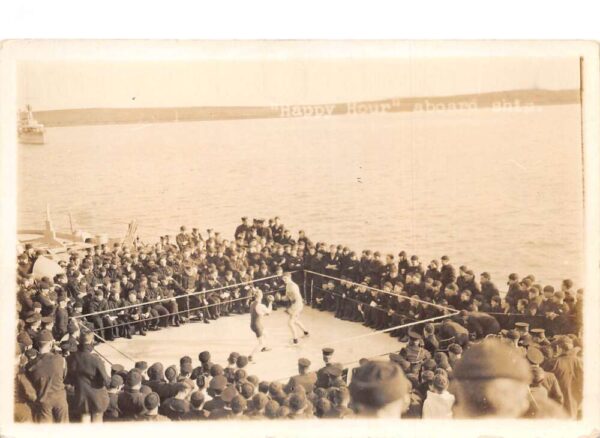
[76,271,458,382]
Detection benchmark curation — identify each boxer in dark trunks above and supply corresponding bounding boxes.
[249,288,274,362]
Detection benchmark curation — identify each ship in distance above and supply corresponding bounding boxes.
[18,105,45,145]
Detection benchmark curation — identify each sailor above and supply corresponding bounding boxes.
[285,358,318,394]
[182,391,208,421]
[204,375,228,413]
[551,337,583,418]
[515,322,530,335]
[26,330,69,423]
[103,374,123,421]
[460,310,501,339]
[530,328,550,346]
[315,348,336,389]
[147,275,170,328]
[84,288,110,341]
[175,226,190,251]
[136,392,170,422]
[160,381,192,420]
[65,332,110,423]
[400,331,431,374]
[439,255,456,288]
[117,369,146,419]
[525,347,564,406]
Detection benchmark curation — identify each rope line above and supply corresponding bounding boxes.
[72,273,292,319]
[311,285,443,320]
[326,312,458,346]
[90,331,138,363]
[85,288,285,332]
[304,270,455,312]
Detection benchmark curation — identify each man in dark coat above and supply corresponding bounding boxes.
[117,369,146,419]
[551,337,583,418]
[26,330,69,423]
[285,358,318,394]
[66,332,110,422]
[460,310,501,339]
[439,256,456,288]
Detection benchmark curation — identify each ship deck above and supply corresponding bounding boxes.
[94,306,402,382]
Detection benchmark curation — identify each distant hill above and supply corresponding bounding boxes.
[33,89,580,127]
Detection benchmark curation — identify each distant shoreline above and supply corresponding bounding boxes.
[32,88,579,127]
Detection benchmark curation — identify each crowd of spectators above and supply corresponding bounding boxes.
[14,217,584,422]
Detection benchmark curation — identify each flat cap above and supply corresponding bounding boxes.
[209,375,228,391]
[531,328,546,336]
[526,347,544,365]
[265,400,280,417]
[236,355,249,368]
[228,352,241,362]
[448,344,463,355]
[210,364,224,376]
[231,395,247,411]
[325,364,342,377]
[126,369,143,387]
[17,331,33,347]
[252,392,269,410]
[111,364,125,374]
[135,361,148,371]
[453,338,532,383]
[288,393,307,411]
[298,358,311,367]
[26,313,42,323]
[515,322,530,330]
[110,374,124,388]
[221,385,239,403]
[36,329,54,343]
[322,347,334,356]
[349,361,410,408]
[199,351,211,362]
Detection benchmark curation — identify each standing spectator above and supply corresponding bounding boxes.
[551,337,583,418]
[65,332,110,422]
[26,330,69,423]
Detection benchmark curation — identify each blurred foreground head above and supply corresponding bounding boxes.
[451,338,532,418]
[349,360,410,418]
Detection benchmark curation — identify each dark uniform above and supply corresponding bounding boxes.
[285,359,318,394]
[65,341,110,419]
[26,334,69,423]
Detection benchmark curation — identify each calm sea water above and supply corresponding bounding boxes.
[18,105,584,288]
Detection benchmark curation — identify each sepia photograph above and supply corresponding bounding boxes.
[1,40,599,437]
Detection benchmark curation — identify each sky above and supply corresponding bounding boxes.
[18,57,580,110]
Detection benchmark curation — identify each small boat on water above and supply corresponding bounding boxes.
[18,205,138,262]
[18,105,45,145]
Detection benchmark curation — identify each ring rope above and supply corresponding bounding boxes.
[304,270,456,312]
[72,273,294,320]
